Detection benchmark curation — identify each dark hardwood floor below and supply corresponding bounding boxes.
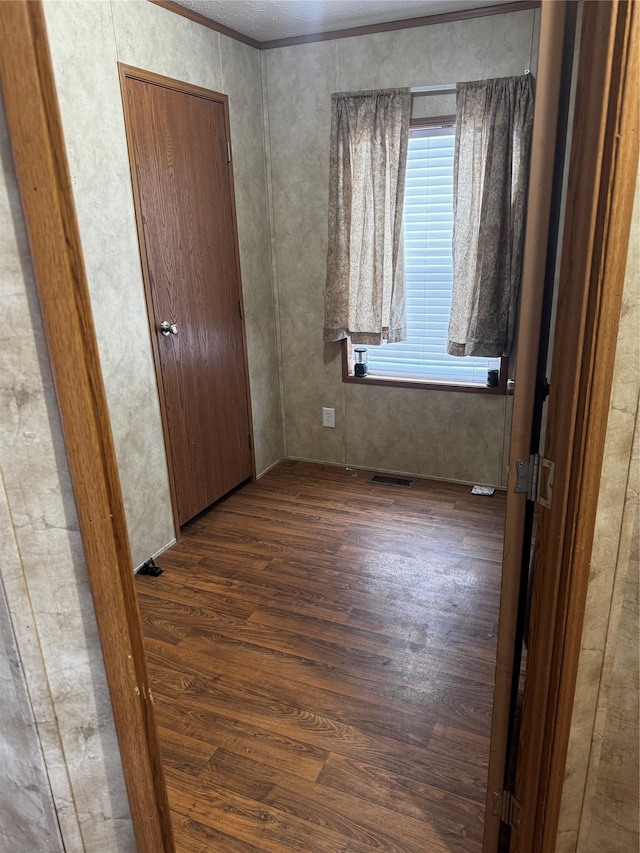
[136,460,506,852]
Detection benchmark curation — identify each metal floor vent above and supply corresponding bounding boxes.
[369,474,415,488]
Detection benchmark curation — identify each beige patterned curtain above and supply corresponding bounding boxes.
[448,75,534,358]
[324,88,411,345]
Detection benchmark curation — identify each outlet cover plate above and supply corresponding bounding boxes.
[322,407,336,428]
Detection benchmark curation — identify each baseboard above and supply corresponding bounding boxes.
[284,455,507,491]
[134,538,177,573]
[256,456,286,479]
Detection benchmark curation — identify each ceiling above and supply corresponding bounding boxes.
[173,0,520,43]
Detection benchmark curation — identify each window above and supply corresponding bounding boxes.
[344,120,504,392]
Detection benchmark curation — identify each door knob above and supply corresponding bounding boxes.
[507,379,515,395]
[160,321,178,336]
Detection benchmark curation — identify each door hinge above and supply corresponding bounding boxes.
[492,790,523,833]
[514,454,554,508]
[226,141,231,163]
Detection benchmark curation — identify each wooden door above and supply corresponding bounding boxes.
[121,68,253,526]
[482,3,568,849]
[511,2,639,850]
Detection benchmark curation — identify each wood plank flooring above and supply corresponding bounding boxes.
[136,461,506,852]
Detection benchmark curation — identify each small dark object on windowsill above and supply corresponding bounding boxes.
[138,557,163,577]
[486,368,499,387]
[354,346,368,377]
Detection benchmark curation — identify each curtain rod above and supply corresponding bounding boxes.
[411,70,531,95]
[411,84,456,94]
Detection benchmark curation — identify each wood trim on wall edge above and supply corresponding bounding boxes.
[147,0,541,51]
[0,4,175,851]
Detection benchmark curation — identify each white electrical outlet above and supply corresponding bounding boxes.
[322,407,336,428]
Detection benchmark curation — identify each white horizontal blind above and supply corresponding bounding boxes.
[366,127,500,384]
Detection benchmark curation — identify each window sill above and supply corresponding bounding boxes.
[342,340,508,395]
[343,372,507,395]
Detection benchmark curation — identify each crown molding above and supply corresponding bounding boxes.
[261,1,541,49]
[148,0,541,51]
[148,0,261,48]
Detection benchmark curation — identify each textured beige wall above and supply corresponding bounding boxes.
[586,508,638,853]
[264,9,538,486]
[0,103,134,851]
[556,170,639,853]
[0,569,64,852]
[43,0,283,567]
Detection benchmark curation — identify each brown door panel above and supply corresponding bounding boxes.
[125,76,252,525]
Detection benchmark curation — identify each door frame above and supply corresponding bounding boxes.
[512,1,638,850]
[0,3,174,851]
[118,63,256,537]
[0,3,636,853]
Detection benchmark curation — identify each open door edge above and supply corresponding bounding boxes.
[482,3,568,850]
[512,1,639,851]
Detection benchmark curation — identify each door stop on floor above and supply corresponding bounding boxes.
[471,484,495,496]
[137,557,163,577]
